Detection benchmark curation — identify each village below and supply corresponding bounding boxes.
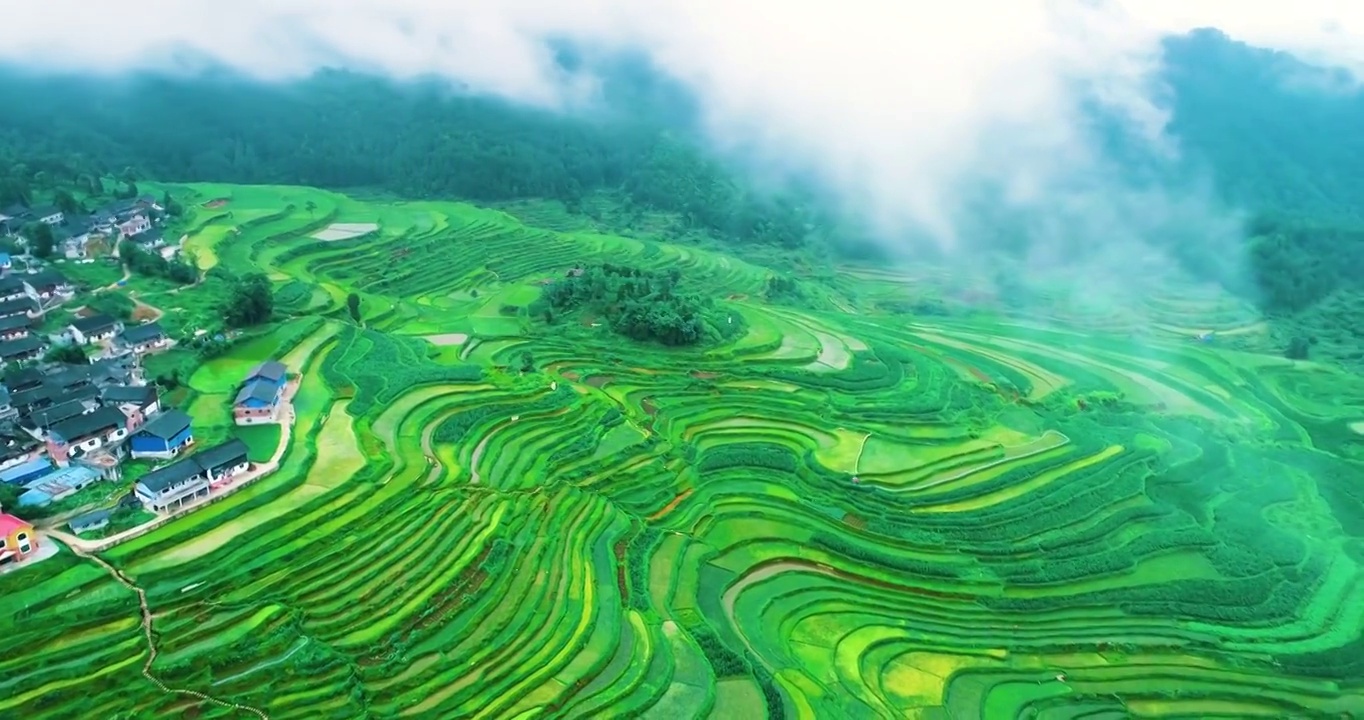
[0,197,296,573]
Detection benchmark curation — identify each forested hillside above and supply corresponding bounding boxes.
[0,67,816,251]
[0,29,1362,364]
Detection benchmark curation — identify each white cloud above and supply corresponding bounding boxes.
[0,0,1353,271]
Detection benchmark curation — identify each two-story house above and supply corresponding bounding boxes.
[0,276,30,303]
[68,314,122,345]
[101,384,160,422]
[0,296,40,321]
[129,409,193,460]
[32,207,64,226]
[0,512,38,567]
[0,315,31,342]
[233,361,288,425]
[0,336,46,366]
[24,270,73,302]
[116,322,169,355]
[133,438,250,512]
[46,406,130,466]
[135,459,208,512]
[118,214,152,238]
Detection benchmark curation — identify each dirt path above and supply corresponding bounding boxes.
[46,379,299,554]
[99,265,132,291]
[69,545,269,718]
[420,413,445,485]
[129,293,165,322]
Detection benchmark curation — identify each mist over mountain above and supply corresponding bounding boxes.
[0,27,1361,364]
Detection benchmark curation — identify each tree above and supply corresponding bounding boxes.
[161,191,183,217]
[45,344,88,364]
[519,351,535,373]
[1285,336,1311,360]
[24,221,54,258]
[224,272,274,327]
[346,292,361,322]
[305,200,317,218]
[0,481,20,514]
[54,189,82,217]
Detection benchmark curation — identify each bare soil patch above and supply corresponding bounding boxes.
[313,223,379,242]
[690,370,720,380]
[423,333,468,346]
[202,198,229,209]
[585,375,611,389]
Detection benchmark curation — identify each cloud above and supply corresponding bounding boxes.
[0,1,1350,284]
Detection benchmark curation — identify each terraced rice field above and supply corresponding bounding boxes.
[3,183,1363,718]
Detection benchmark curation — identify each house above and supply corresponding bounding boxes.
[46,406,129,465]
[118,214,151,238]
[102,384,160,419]
[68,509,110,534]
[0,296,40,320]
[23,398,97,438]
[129,409,192,460]
[233,361,288,425]
[19,465,101,507]
[117,322,169,354]
[69,314,122,345]
[5,367,44,393]
[134,438,250,512]
[0,434,42,471]
[0,314,32,341]
[0,512,37,567]
[60,225,94,259]
[0,253,10,271]
[0,276,32,303]
[138,194,164,213]
[134,229,166,248]
[32,207,64,226]
[0,457,54,486]
[24,270,73,301]
[0,335,46,366]
[135,458,208,512]
[194,438,251,489]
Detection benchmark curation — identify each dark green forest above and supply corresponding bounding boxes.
[0,29,1361,364]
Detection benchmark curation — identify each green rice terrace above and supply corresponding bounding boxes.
[3,182,1364,719]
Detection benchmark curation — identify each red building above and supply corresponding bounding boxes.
[0,513,37,567]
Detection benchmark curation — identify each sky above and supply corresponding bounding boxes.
[0,0,1354,293]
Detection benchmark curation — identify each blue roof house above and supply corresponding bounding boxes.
[0,252,11,270]
[0,457,54,486]
[233,361,287,426]
[129,409,194,460]
[18,465,101,507]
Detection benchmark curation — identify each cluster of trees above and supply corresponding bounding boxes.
[220,271,274,327]
[539,264,740,346]
[762,275,808,305]
[123,243,198,284]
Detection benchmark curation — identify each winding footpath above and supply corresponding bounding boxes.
[68,545,270,719]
